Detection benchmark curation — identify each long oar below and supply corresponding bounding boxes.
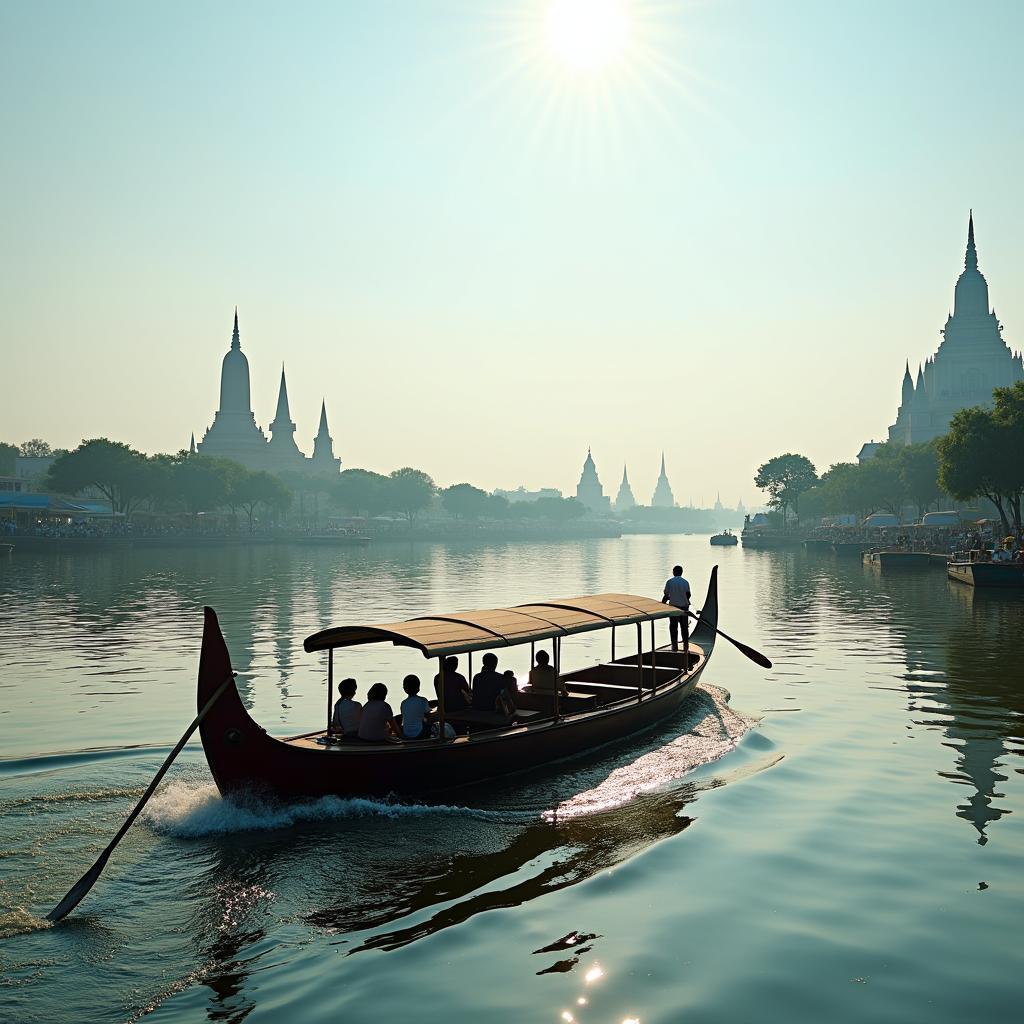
[688,611,772,669]
[46,674,234,923]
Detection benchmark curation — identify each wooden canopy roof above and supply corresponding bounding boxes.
[303,593,684,659]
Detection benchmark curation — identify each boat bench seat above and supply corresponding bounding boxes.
[514,689,598,714]
[611,649,699,672]
[564,662,677,689]
[566,681,645,705]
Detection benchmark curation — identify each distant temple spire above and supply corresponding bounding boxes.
[311,398,341,473]
[273,364,292,425]
[575,448,610,514]
[965,210,977,271]
[189,432,196,455]
[266,364,303,466]
[615,464,636,512]
[651,452,675,508]
[231,307,240,350]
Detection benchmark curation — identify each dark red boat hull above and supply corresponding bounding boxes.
[198,571,720,801]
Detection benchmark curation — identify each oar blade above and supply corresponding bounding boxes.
[46,850,110,922]
[735,641,772,670]
[688,610,772,670]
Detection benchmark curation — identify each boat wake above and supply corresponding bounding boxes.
[545,684,759,819]
[143,782,509,838]
[0,906,52,939]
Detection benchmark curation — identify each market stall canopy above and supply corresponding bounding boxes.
[303,592,683,658]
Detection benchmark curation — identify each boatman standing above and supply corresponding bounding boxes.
[661,564,691,654]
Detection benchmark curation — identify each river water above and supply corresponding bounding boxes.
[1,535,1021,1022]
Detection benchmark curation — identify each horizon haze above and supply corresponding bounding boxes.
[3,1,1024,503]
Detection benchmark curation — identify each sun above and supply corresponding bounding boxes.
[543,0,632,73]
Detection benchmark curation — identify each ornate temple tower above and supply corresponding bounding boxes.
[197,310,269,468]
[887,214,1024,446]
[575,449,611,513]
[615,465,636,512]
[650,453,675,508]
[265,366,307,473]
[310,400,341,475]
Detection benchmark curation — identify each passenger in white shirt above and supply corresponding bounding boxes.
[662,564,691,654]
[331,677,362,736]
[400,674,432,740]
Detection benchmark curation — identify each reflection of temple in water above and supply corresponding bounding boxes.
[755,554,1022,844]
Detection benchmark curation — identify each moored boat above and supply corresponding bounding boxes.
[802,538,832,552]
[832,540,867,558]
[863,550,932,571]
[197,571,722,801]
[710,530,738,546]
[947,561,1024,589]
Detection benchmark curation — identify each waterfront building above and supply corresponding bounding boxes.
[650,454,675,508]
[575,449,611,514]
[615,465,636,512]
[886,214,1024,446]
[197,310,341,476]
[493,486,563,503]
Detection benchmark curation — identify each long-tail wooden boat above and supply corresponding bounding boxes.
[197,569,721,800]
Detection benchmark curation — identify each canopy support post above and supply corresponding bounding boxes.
[650,619,656,693]
[636,622,643,702]
[327,649,334,734]
[436,656,446,743]
[611,625,616,662]
[553,638,560,724]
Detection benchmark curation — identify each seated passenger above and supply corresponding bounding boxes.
[500,670,520,715]
[472,652,511,714]
[331,677,362,736]
[528,650,568,697]
[434,656,471,713]
[357,682,401,742]
[400,674,432,740]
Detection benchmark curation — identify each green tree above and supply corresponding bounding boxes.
[389,467,435,522]
[817,462,861,515]
[856,458,905,518]
[938,383,1024,534]
[487,493,511,519]
[46,439,155,517]
[441,483,491,520]
[0,442,16,475]
[19,439,52,457]
[754,453,818,523]
[897,442,943,517]
[229,470,293,533]
[172,455,241,528]
[335,468,391,517]
[529,496,585,521]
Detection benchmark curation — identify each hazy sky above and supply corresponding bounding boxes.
[2,1,1023,506]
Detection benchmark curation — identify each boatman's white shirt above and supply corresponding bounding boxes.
[664,576,691,608]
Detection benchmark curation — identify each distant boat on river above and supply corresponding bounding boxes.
[710,530,738,546]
